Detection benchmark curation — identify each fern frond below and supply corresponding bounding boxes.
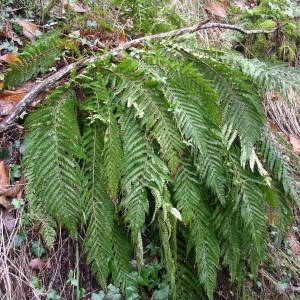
[120,110,148,189]
[259,134,298,203]
[28,200,57,250]
[4,33,67,89]
[115,58,184,173]
[176,233,202,299]
[23,87,84,237]
[158,211,176,296]
[39,216,57,249]
[119,186,148,268]
[84,72,123,202]
[229,151,267,269]
[111,224,132,289]
[239,176,266,262]
[103,109,122,202]
[165,70,226,202]
[119,110,149,268]
[173,159,202,223]
[174,159,220,299]
[82,123,115,287]
[169,43,265,158]
[223,54,300,100]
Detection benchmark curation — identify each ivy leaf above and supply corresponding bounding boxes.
[31,241,47,257]
[153,283,170,300]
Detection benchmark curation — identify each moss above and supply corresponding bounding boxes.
[243,0,295,20]
[278,42,296,62]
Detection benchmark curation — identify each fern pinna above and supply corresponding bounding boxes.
[22,41,299,299]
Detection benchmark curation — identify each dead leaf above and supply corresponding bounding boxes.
[0,102,18,116]
[0,196,10,209]
[219,0,229,7]
[0,82,34,115]
[29,258,46,270]
[0,161,10,209]
[0,177,25,198]
[204,1,227,18]
[289,135,300,155]
[117,30,127,45]
[0,161,9,187]
[266,211,278,226]
[0,24,23,45]
[64,1,88,13]
[286,233,300,255]
[17,19,38,41]
[268,121,279,131]
[0,53,22,65]
[270,91,279,101]
[3,212,16,232]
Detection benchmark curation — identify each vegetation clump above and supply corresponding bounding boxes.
[0,1,299,299]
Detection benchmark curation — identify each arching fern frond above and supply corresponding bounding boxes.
[4,33,68,89]
[119,110,149,268]
[83,72,123,202]
[82,123,115,287]
[115,58,184,173]
[223,54,300,100]
[23,86,84,237]
[168,43,265,160]
[174,160,220,299]
[22,41,299,300]
[259,134,298,204]
[111,224,132,289]
[165,70,226,202]
[103,108,122,202]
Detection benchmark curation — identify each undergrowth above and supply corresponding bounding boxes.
[1,1,300,299]
[12,40,299,299]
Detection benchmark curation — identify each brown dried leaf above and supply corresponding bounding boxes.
[117,30,127,45]
[0,177,25,198]
[0,82,33,116]
[219,0,229,7]
[0,25,23,45]
[0,102,16,116]
[0,161,10,209]
[0,196,10,209]
[204,1,227,18]
[286,233,300,255]
[268,121,279,131]
[0,161,9,189]
[289,135,300,155]
[0,53,22,65]
[17,19,38,41]
[266,211,278,226]
[29,258,46,270]
[64,1,88,13]
[3,212,16,232]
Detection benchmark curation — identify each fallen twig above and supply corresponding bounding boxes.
[0,20,278,133]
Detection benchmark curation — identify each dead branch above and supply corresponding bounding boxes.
[0,20,278,133]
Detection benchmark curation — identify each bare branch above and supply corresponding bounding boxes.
[0,20,277,133]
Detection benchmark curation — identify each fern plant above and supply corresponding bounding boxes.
[4,33,70,89]
[18,33,300,299]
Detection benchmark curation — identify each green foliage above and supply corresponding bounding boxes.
[222,53,300,100]
[22,39,299,299]
[23,87,85,237]
[236,0,300,62]
[4,33,68,89]
[112,0,183,34]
